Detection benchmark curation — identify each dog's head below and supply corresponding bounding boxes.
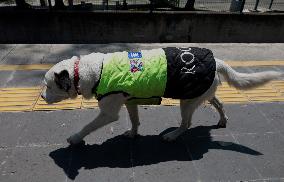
[41,57,79,104]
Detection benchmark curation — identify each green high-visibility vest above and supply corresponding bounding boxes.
[95,48,167,100]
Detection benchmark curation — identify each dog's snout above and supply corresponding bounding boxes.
[41,93,46,100]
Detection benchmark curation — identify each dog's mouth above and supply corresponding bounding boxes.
[41,91,65,104]
[41,93,55,104]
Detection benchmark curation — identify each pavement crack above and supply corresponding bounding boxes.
[229,132,263,179]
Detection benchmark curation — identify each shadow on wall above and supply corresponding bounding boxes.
[49,125,262,180]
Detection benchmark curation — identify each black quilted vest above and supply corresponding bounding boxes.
[163,47,216,99]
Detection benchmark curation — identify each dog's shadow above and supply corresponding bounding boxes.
[49,125,262,180]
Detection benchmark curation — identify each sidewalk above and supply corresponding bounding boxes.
[0,44,284,182]
[1,103,284,182]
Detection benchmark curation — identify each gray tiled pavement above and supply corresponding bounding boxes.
[0,104,284,182]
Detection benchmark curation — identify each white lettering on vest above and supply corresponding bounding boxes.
[178,48,196,74]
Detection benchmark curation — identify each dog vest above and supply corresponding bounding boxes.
[93,47,216,103]
[94,48,168,101]
[163,47,216,99]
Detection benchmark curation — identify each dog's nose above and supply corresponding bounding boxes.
[41,93,46,100]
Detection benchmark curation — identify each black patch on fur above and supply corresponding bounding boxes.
[54,70,71,92]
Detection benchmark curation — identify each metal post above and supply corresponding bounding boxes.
[185,0,195,10]
[48,0,52,10]
[123,0,127,10]
[240,0,246,13]
[15,0,31,9]
[269,0,274,9]
[103,0,109,10]
[116,1,119,10]
[68,0,73,7]
[149,0,154,12]
[253,0,259,11]
[40,0,47,7]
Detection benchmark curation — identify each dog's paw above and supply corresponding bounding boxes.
[123,130,137,138]
[67,133,83,145]
[217,116,228,128]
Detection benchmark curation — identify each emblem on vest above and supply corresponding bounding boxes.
[128,52,144,73]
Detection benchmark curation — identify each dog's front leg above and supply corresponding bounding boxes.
[124,104,140,138]
[67,93,127,145]
[163,99,197,142]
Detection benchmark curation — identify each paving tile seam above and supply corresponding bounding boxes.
[230,130,263,179]
[0,143,65,151]
[180,136,202,181]
[243,177,284,182]
[167,106,202,181]
[0,113,36,177]
[197,131,281,138]
[0,81,284,112]
[218,79,265,180]
[251,103,284,141]
[15,143,64,149]
[31,86,45,112]
[0,131,280,151]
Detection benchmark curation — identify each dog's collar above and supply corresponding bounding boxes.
[74,58,80,95]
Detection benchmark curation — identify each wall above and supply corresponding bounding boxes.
[0,10,283,43]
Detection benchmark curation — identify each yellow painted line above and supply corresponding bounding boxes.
[81,104,99,109]
[0,87,41,90]
[0,106,32,112]
[33,104,81,111]
[0,97,36,102]
[226,60,284,67]
[81,98,98,109]
[0,80,284,112]
[0,60,284,71]
[0,91,40,95]
[33,95,82,111]
[0,102,35,107]
[0,64,53,71]
[36,99,82,105]
[0,95,39,98]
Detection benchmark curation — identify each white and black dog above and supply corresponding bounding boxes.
[41,47,283,145]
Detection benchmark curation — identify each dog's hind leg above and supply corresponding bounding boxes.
[209,96,228,128]
[124,104,140,138]
[162,99,198,142]
[67,93,127,145]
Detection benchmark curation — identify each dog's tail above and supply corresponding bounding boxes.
[215,58,283,90]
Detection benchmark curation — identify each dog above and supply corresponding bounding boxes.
[41,47,283,145]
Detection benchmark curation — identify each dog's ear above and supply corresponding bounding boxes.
[54,70,71,92]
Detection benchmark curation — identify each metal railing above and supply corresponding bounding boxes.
[0,0,283,12]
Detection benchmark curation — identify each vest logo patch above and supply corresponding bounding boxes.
[128,51,143,73]
[128,52,142,59]
[130,59,143,73]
